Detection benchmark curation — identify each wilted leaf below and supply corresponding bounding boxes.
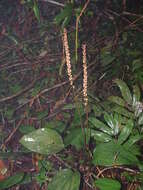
[95,178,121,190]
[0,160,7,181]
[20,128,64,155]
[47,169,80,190]
[115,79,132,105]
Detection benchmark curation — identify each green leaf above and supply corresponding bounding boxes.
[20,128,64,155]
[93,141,119,166]
[117,146,139,165]
[104,113,119,135]
[118,120,133,145]
[89,117,113,135]
[138,112,143,125]
[112,105,134,118]
[64,128,90,150]
[101,51,115,66]
[54,3,73,26]
[10,84,21,94]
[133,101,143,118]
[44,121,66,133]
[93,104,103,117]
[47,169,80,190]
[19,125,35,134]
[108,96,125,107]
[33,0,40,22]
[37,110,49,120]
[91,129,112,142]
[95,178,121,190]
[0,173,24,189]
[133,85,141,105]
[124,135,142,147]
[93,140,139,166]
[115,79,132,105]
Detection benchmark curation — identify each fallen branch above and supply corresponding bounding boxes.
[39,0,64,7]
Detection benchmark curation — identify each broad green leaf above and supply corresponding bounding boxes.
[95,178,121,190]
[93,141,119,166]
[89,117,113,135]
[47,169,80,190]
[124,135,142,147]
[71,105,84,127]
[104,113,119,135]
[117,146,139,165]
[64,128,90,150]
[138,112,143,125]
[108,96,125,107]
[91,129,112,142]
[118,120,133,145]
[0,173,24,189]
[115,79,132,105]
[93,140,139,166]
[133,85,141,105]
[133,102,143,118]
[54,3,73,26]
[20,128,64,155]
[132,59,142,72]
[112,105,134,118]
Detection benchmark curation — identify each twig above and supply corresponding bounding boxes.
[96,166,139,178]
[15,62,95,112]
[1,119,23,149]
[106,9,143,33]
[84,180,95,190]
[52,154,72,170]
[39,0,64,7]
[0,76,43,103]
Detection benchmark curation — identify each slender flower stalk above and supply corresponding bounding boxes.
[63,28,74,89]
[82,43,88,107]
